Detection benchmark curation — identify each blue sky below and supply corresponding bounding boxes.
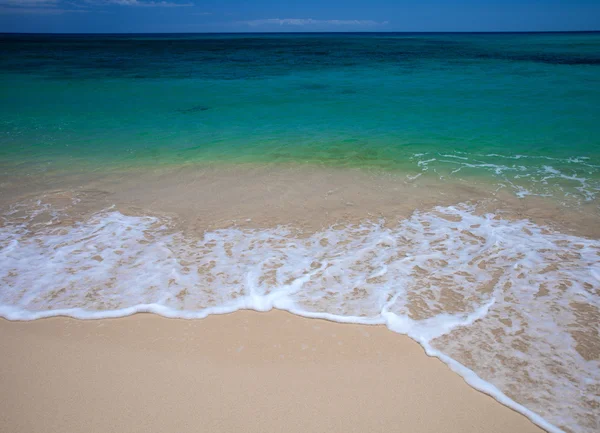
[1,0,599,33]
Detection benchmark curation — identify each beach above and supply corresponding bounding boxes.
[0,310,543,433]
[1,164,598,432]
[1,32,599,433]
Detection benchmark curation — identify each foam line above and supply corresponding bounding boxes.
[2,202,599,432]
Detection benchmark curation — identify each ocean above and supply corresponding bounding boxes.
[1,32,599,432]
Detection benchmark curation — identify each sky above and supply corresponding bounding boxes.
[0,0,599,33]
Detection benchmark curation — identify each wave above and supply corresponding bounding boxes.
[410,151,600,204]
[1,197,599,432]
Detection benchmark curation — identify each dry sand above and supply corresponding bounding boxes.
[0,310,543,433]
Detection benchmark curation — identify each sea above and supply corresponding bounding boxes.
[1,32,599,433]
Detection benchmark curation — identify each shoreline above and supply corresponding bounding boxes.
[2,162,598,237]
[0,310,545,433]
[1,163,597,432]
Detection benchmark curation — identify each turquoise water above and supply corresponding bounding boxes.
[1,32,600,201]
[2,33,600,433]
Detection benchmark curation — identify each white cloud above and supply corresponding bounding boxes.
[99,0,192,6]
[0,0,57,5]
[0,0,88,14]
[243,18,389,27]
[0,6,86,13]
[0,0,193,13]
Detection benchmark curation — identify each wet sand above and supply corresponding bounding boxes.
[1,163,598,432]
[0,310,544,433]
[2,163,599,237]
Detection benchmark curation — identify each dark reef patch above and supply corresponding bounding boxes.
[2,33,599,81]
[178,105,211,114]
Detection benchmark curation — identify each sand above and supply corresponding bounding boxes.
[3,163,598,238]
[2,164,593,432]
[0,310,544,433]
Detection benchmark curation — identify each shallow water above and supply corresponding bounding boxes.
[2,33,600,203]
[1,33,599,433]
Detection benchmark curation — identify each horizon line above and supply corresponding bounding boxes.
[1,30,600,35]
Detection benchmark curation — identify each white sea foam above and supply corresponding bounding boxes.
[411,152,600,203]
[1,200,599,432]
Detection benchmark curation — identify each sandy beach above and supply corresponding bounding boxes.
[1,164,598,432]
[2,30,599,433]
[0,310,543,433]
